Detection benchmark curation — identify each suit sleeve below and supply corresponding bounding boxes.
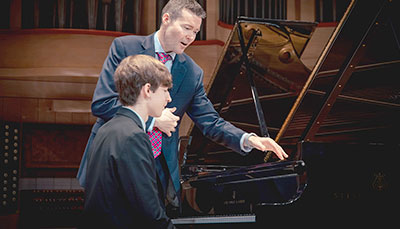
[117,132,175,229]
[91,38,125,121]
[186,69,247,155]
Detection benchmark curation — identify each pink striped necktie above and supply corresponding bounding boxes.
[147,52,172,158]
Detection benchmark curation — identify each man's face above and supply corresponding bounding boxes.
[148,86,172,117]
[160,9,202,54]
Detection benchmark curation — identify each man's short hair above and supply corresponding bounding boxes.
[114,54,172,106]
[162,0,206,22]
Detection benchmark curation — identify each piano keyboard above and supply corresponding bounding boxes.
[171,214,256,225]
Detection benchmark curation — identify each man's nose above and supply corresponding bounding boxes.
[167,91,172,102]
[186,32,196,41]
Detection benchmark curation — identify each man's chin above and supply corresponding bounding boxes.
[175,45,187,54]
[149,112,162,118]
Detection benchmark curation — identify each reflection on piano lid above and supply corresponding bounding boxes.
[179,17,317,218]
[178,0,400,223]
[183,17,318,166]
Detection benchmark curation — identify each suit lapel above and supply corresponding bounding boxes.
[140,34,156,56]
[170,55,187,98]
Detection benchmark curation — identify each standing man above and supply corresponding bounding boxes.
[81,54,175,229]
[77,0,288,211]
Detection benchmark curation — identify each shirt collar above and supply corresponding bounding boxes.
[154,31,176,60]
[122,106,146,132]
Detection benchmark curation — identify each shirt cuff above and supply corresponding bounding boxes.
[240,133,257,153]
[147,118,156,132]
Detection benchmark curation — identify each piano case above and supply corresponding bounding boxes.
[174,0,399,226]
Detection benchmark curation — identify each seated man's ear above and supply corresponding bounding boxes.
[142,83,152,98]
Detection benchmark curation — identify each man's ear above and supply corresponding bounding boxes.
[142,83,152,98]
[162,13,170,25]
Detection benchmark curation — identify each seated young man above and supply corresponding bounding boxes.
[81,54,176,229]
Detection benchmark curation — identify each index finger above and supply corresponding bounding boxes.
[168,107,177,113]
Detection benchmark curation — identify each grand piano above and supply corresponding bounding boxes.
[173,0,399,226]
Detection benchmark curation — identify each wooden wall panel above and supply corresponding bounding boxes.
[55,112,72,124]
[52,100,91,113]
[20,98,39,122]
[3,98,21,122]
[0,33,113,69]
[0,30,128,177]
[0,98,94,125]
[0,80,95,100]
[0,30,117,126]
[22,123,91,169]
[0,98,3,120]
[71,113,90,125]
[38,99,55,123]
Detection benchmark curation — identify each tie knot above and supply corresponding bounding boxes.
[156,52,172,64]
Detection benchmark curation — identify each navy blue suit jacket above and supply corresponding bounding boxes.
[78,33,247,194]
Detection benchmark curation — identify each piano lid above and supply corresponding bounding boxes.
[183,17,318,166]
[275,0,400,150]
[182,0,400,166]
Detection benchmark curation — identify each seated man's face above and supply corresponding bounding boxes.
[148,86,172,117]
